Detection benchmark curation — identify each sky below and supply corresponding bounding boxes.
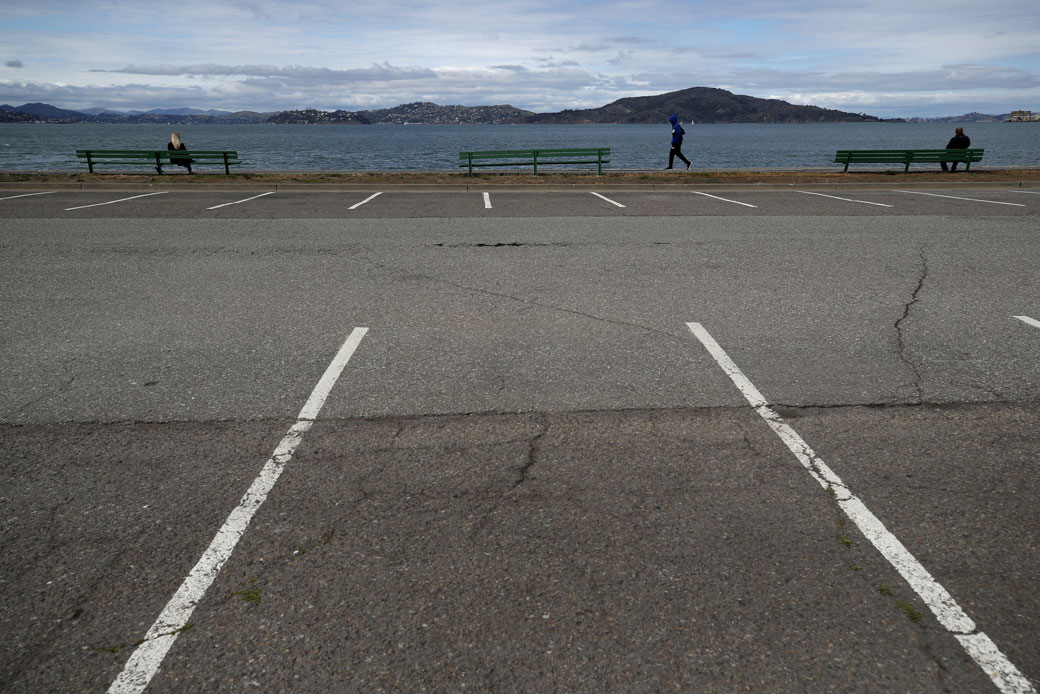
[2,0,1039,118]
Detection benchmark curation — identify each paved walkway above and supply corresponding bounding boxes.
[1,185,1037,693]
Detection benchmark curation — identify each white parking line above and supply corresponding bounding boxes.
[894,190,1026,207]
[686,321,1035,694]
[1013,190,1040,195]
[0,191,57,201]
[206,191,275,210]
[483,191,492,209]
[591,191,625,207]
[65,192,168,211]
[107,327,369,694]
[692,191,757,208]
[1014,315,1040,330]
[349,192,382,210]
[797,191,893,207]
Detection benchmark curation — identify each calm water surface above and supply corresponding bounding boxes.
[2,122,1037,171]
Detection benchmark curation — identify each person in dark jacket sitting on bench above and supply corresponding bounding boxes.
[167,132,193,174]
[941,127,970,172]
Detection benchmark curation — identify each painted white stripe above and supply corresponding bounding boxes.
[206,191,275,210]
[692,191,757,208]
[1012,190,1040,195]
[349,192,382,210]
[0,191,57,201]
[895,190,1026,207]
[797,190,893,208]
[483,191,492,209]
[591,192,625,208]
[65,192,168,211]
[107,327,369,694]
[1014,315,1040,330]
[686,321,1035,694]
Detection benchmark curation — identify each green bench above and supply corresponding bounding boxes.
[459,148,611,175]
[834,149,984,173]
[75,149,242,174]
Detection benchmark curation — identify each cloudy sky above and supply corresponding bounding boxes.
[2,0,1039,117]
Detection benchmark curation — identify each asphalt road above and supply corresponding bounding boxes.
[1,184,1038,693]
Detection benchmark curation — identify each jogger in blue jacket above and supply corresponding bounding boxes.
[668,114,691,169]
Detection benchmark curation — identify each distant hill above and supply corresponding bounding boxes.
[525,87,882,124]
[77,107,126,116]
[904,112,1009,123]
[0,104,270,124]
[264,109,371,125]
[266,102,534,125]
[367,102,534,124]
[0,107,40,122]
[127,107,234,116]
[1,102,87,120]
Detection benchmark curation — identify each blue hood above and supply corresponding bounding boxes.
[670,114,684,145]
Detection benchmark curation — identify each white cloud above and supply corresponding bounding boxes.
[95,63,438,82]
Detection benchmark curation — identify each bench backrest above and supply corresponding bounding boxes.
[900,149,984,161]
[459,148,610,160]
[76,149,239,159]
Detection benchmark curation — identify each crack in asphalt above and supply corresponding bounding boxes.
[414,274,681,342]
[3,397,1037,429]
[468,416,548,539]
[12,373,78,415]
[354,253,686,340]
[757,405,852,500]
[735,419,768,460]
[895,249,928,403]
[433,242,571,248]
[509,420,547,491]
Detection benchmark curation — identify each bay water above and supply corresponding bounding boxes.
[1,121,1037,171]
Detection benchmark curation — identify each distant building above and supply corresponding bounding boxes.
[1006,110,1040,122]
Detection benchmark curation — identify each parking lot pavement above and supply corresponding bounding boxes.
[139,409,1000,693]
[2,186,1038,219]
[786,402,1040,686]
[1,187,1037,692]
[0,420,290,692]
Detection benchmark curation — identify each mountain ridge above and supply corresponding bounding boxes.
[0,88,1015,124]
